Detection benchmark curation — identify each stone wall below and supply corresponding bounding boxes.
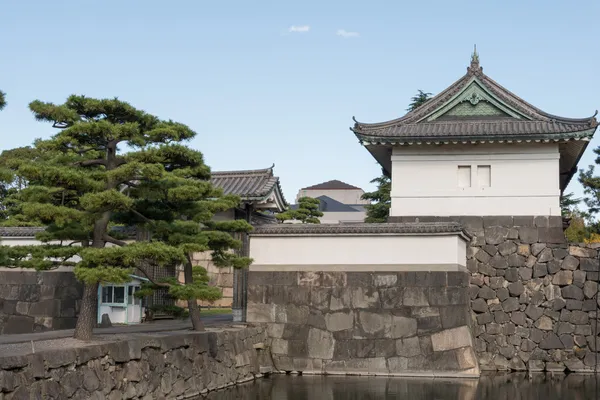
[390,216,600,372]
[247,270,479,377]
[0,271,83,334]
[177,251,234,308]
[0,327,271,399]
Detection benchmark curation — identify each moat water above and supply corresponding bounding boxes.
[205,373,600,399]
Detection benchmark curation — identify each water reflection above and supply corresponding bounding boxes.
[205,373,600,400]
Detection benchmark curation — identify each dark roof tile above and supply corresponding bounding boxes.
[211,165,288,209]
[301,180,362,191]
[251,222,470,238]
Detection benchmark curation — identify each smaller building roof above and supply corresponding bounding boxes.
[211,165,288,212]
[0,226,46,237]
[290,196,366,213]
[301,180,363,191]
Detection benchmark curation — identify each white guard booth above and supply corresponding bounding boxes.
[97,275,148,325]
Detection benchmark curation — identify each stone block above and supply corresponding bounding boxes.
[403,287,429,306]
[246,303,275,323]
[298,272,322,286]
[417,315,442,334]
[553,270,573,286]
[504,268,519,282]
[508,282,525,296]
[483,216,513,228]
[502,298,520,312]
[329,287,352,311]
[307,328,334,359]
[538,228,566,244]
[569,310,589,325]
[519,267,533,281]
[534,316,553,331]
[565,300,583,310]
[390,316,417,339]
[573,270,586,287]
[346,272,372,287]
[511,311,527,326]
[533,264,548,278]
[476,250,492,263]
[569,246,597,258]
[358,311,389,335]
[446,272,466,288]
[471,298,488,313]
[539,332,564,349]
[490,255,508,270]
[379,287,403,309]
[310,287,331,311]
[478,286,496,300]
[583,281,598,299]
[387,356,409,372]
[430,326,472,352]
[498,241,517,257]
[322,272,347,287]
[547,260,562,274]
[580,258,600,272]
[513,216,534,226]
[429,287,468,306]
[485,227,509,245]
[519,227,539,244]
[2,315,34,334]
[351,287,380,309]
[561,255,580,271]
[562,285,584,300]
[372,274,397,288]
[476,312,493,325]
[396,336,421,357]
[324,312,353,332]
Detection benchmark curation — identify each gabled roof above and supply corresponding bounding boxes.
[211,165,288,212]
[351,51,598,191]
[290,195,364,213]
[301,180,363,191]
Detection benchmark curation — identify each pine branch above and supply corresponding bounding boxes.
[103,234,128,247]
[135,265,171,288]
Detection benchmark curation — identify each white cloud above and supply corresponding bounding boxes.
[336,29,359,38]
[288,25,310,33]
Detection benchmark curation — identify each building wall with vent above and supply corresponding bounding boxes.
[390,142,561,217]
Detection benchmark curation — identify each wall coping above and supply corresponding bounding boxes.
[251,222,471,240]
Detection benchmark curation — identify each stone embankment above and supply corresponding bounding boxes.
[248,270,479,377]
[0,326,271,399]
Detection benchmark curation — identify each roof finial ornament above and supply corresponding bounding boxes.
[468,44,482,74]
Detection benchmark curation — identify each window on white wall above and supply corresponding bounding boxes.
[457,166,471,188]
[478,165,491,187]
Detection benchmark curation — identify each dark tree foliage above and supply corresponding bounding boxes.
[0,95,251,338]
[0,90,6,110]
[361,173,391,223]
[276,196,323,224]
[560,192,582,217]
[364,91,433,223]
[407,90,432,112]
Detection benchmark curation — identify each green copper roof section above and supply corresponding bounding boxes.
[421,78,532,122]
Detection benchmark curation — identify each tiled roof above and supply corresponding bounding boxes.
[0,226,46,237]
[211,165,288,210]
[351,55,598,191]
[251,222,470,239]
[352,57,597,143]
[301,180,362,191]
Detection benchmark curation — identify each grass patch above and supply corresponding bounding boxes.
[199,308,232,316]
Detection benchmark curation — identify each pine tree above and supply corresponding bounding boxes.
[0,90,6,110]
[362,173,391,223]
[364,91,433,223]
[0,95,250,339]
[276,197,323,224]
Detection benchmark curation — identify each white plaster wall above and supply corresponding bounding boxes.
[250,234,467,270]
[296,189,369,205]
[390,143,561,216]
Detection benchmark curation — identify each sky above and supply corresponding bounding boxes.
[0,0,599,204]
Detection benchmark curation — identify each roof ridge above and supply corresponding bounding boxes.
[211,164,274,177]
[301,179,363,191]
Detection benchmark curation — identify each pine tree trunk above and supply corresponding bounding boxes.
[73,282,99,340]
[188,298,204,331]
[184,255,204,331]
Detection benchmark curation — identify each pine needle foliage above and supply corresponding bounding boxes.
[0,95,251,338]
